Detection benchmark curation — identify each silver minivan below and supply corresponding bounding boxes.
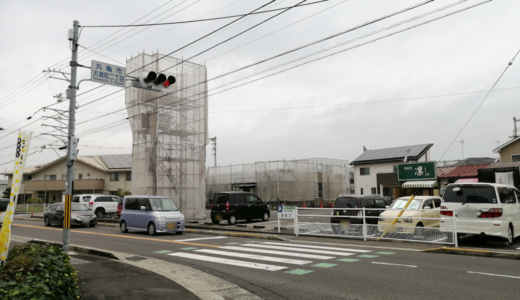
[119,195,185,235]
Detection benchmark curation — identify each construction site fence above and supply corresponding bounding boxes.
[293,208,458,246]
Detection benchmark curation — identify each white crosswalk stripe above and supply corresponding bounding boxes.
[195,249,312,265]
[168,252,287,271]
[260,242,372,253]
[166,243,373,271]
[241,244,357,256]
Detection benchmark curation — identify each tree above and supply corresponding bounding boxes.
[115,188,131,197]
[2,187,11,198]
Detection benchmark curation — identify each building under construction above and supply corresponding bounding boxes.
[206,158,349,206]
[125,53,208,219]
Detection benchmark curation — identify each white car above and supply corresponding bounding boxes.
[440,183,520,245]
[378,196,442,234]
[71,194,120,217]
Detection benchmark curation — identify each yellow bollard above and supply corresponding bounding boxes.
[378,194,415,241]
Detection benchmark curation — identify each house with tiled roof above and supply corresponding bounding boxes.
[1,154,132,203]
[350,144,433,198]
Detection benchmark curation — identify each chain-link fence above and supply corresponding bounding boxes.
[15,204,48,214]
[295,207,457,246]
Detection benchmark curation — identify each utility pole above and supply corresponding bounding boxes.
[63,20,80,251]
[209,137,217,167]
[510,117,519,138]
[459,139,464,163]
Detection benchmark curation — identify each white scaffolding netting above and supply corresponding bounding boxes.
[206,160,348,203]
[125,53,208,219]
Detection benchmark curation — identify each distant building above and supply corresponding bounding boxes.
[350,144,433,198]
[1,154,131,203]
[493,136,520,163]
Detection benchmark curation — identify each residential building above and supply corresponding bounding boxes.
[1,154,132,203]
[493,136,520,162]
[350,144,433,198]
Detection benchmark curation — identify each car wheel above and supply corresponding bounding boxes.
[228,215,237,225]
[506,224,514,246]
[95,208,105,218]
[148,222,156,235]
[262,212,269,222]
[120,221,128,233]
[90,223,96,228]
[414,223,424,236]
[211,218,219,224]
[44,217,51,227]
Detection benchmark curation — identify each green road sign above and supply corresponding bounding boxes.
[397,162,437,181]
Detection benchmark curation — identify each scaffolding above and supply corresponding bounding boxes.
[125,53,208,219]
[206,160,349,205]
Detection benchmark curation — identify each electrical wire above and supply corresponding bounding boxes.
[82,0,331,28]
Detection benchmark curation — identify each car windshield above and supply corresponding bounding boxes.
[443,185,497,204]
[149,198,178,211]
[334,197,358,208]
[390,199,421,209]
[0,201,8,212]
[71,204,90,211]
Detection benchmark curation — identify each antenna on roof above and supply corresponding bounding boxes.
[363,146,367,152]
[403,148,410,162]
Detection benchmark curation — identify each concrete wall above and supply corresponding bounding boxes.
[500,140,520,162]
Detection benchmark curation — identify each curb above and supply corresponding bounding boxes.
[28,239,122,260]
[422,246,520,260]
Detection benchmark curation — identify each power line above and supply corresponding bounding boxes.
[82,0,331,28]
[437,48,520,161]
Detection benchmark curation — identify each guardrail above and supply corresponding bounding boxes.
[293,207,458,246]
[14,204,49,214]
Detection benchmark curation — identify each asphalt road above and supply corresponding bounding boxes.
[11,219,520,300]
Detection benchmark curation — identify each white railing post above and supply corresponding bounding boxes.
[362,207,367,241]
[453,208,458,247]
[294,207,299,236]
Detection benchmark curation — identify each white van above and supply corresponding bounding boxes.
[440,183,520,245]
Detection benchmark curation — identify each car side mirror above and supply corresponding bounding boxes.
[140,206,147,211]
[424,206,431,209]
[385,205,389,209]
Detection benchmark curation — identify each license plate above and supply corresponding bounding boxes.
[167,223,175,229]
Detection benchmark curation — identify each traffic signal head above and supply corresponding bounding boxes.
[132,71,176,91]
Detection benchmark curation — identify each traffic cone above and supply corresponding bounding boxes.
[303,202,306,208]
[320,202,323,208]
[31,212,33,217]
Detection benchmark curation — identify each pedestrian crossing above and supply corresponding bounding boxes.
[166,242,376,272]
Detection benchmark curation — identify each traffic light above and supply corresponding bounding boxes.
[131,71,176,92]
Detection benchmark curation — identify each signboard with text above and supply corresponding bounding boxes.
[278,205,295,219]
[397,162,437,181]
[91,60,126,88]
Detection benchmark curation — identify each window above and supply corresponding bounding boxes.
[214,194,228,204]
[137,198,151,210]
[423,200,433,209]
[78,174,83,179]
[360,167,370,176]
[393,165,398,173]
[334,197,358,208]
[498,188,517,204]
[61,174,67,180]
[375,199,387,208]
[233,195,246,204]
[512,155,520,162]
[443,186,497,204]
[72,196,80,203]
[110,173,119,181]
[360,188,364,195]
[126,172,132,181]
[318,182,323,198]
[125,198,139,210]
[246,195,258,204]
[383,187,393,197]
[363,199,376,208]
[371,188,377,194]
[44,175,56,180]
[433,198,441,208]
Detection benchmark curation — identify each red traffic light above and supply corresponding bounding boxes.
[162,75,176,88]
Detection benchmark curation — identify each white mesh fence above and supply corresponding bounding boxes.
[295,208,456,245]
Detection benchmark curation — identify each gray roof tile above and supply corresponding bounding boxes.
[99,154,132,169]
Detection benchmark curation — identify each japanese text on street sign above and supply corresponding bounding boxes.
[91,60,126,88]
[278,205,295,219]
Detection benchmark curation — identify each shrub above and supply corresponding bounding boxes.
[0,243,80,299]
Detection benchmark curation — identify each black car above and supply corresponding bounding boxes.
[0,198,9,227]
[44,203,97,227]
[330,194,390,234]
[210,192,270,225]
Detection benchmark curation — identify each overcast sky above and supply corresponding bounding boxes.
[0,0,519,177]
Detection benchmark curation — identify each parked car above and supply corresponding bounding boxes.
[330,195,390,234]
[119,196,185,235]
[0,198,9,226]
[43,203,97,227]
[72,194,119,217]
[440,183,520,245]
[377,196,442,235]
[210,192,270,225]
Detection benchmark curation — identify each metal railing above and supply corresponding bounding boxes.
[14,204,48,214]
[294,207,458,246]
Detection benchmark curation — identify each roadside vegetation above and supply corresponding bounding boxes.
[0,243,80,299]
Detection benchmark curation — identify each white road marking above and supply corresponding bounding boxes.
[372,262,417,268]
[168,252,287,271]
[220,246,335,260]
[431,237,448,242]
[196,249,312,265]
[175,236,228,242]
[243,244,356,256]
[261,242,372,253]
[467,271,520,279]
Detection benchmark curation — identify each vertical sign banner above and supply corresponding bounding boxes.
[495,172,514,185]
[0,131,32,263]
